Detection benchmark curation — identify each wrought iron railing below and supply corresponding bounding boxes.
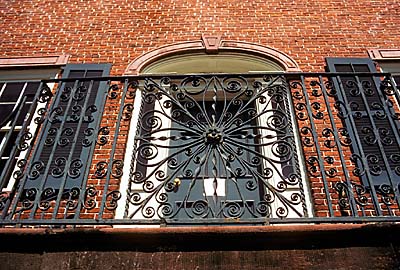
[0,72,400,226]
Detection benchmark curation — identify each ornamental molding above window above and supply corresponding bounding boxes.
[125,37,300,75]
[368,49,400,60]
[0,55,71,68]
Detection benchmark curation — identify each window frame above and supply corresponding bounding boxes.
[116,75,311,221]
[0,69,61,191]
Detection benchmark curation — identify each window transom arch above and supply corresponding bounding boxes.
[124,36,300,75]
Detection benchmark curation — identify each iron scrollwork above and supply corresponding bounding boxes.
[125,75,306,220]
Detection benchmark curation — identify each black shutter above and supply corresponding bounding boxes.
[326,58,400,186]
[25,64,111,190]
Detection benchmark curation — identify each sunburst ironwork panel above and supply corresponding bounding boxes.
[125,75,307,220]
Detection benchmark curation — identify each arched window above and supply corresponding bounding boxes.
[140,52,284,74]
[117,39,311,224]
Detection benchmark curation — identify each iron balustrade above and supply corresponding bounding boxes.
[0,72,399,226]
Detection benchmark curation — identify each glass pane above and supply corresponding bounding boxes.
[0,104,16,125]
[394,75,400,86]
[1,82,24,102]
[0,157,18,187]
[2,131,19,156]
[16,103,31,125]
[24,82,41,102]
[0,159,7,176]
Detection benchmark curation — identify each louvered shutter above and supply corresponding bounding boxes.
[326,58,400,186]
[25,64,111,190]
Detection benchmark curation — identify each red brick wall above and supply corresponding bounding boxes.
[1,0,399,74]
[1,0,400,220]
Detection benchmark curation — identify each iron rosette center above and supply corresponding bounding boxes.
[204,126,224,146]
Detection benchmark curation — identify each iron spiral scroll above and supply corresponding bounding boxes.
[125,75,307,221]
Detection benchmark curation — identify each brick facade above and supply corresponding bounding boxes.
[1,0,399,75]
[2,1,400,269]
[1,0,400,221]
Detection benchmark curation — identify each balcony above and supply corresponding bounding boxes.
[0,72,400,227]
